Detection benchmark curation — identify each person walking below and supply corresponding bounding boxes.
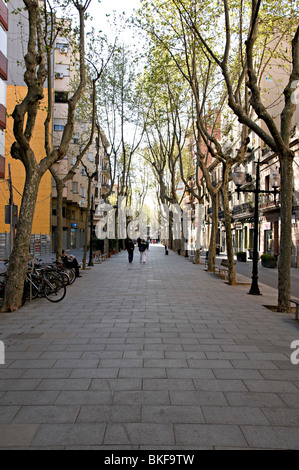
[139,239,147,264]
[127,239,135,263]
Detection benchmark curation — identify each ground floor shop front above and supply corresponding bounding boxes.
[202,208,299,268]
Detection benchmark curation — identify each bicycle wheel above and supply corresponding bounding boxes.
[46,269,69,286]
[59,271,70,286]
[44,278,66,302]
[63,267,76,285]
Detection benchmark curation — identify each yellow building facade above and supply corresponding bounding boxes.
[0,85,51,236]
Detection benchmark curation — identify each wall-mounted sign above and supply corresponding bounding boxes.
[71,223,78,228]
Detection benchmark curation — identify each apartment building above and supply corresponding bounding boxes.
[225,31,299,267]
[0,0,51,244]
[51,34,109,251]
[0,0,8,181]
[0,1,110,256]
[183,98,299,269]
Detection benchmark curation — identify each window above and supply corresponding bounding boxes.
[71,210,75,220]
[73,133,79,144]
[55,91,68,103]
[81,187,86,199]
[54,124,65,131]
[55,64,70,77]
[72,182,78,194]
[88,153,93,162]
[56,41,69,49]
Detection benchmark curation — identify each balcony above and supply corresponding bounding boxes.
[0,104,6,129]
[0,0,8,31]
[0,51,8,80]
[260,146,275,164]
[102,163,110,178]
[232,202,254,219]
[258,193,281,211]
[66,191,82,204]
[101,183,110,195]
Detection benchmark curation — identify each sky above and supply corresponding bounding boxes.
[87,0,141,42]
[86,0,156,209]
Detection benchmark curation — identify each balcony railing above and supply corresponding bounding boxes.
[0,104,6,129]
[262,147,270,157]
[258,193,281,210]
[0,0,8,31]
[232,202,254,216]
[0,51,8,80]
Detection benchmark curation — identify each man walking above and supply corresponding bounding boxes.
[127,239,135,263]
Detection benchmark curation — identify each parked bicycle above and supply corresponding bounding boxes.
[23,267,66,303]
[0,254,77,306]
[33,258,71,287]
[51,259,76,285]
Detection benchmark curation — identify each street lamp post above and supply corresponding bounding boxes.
[232,157,280,295]
[88,193,95,267]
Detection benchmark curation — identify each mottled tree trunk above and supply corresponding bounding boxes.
[208,192,218,271]
[195,249,201,264]
[54,176,64,261]
[222,166,237,285]
[82,177,92,269]
[2,170,41,311]
[278,154,293,312]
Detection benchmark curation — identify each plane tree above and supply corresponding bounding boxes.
[173,0,299,311]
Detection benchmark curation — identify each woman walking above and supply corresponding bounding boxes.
[139,239,148,264]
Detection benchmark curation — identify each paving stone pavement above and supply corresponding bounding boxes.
[0,244,298,450]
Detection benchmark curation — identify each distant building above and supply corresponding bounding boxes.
[50,32,110,250]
